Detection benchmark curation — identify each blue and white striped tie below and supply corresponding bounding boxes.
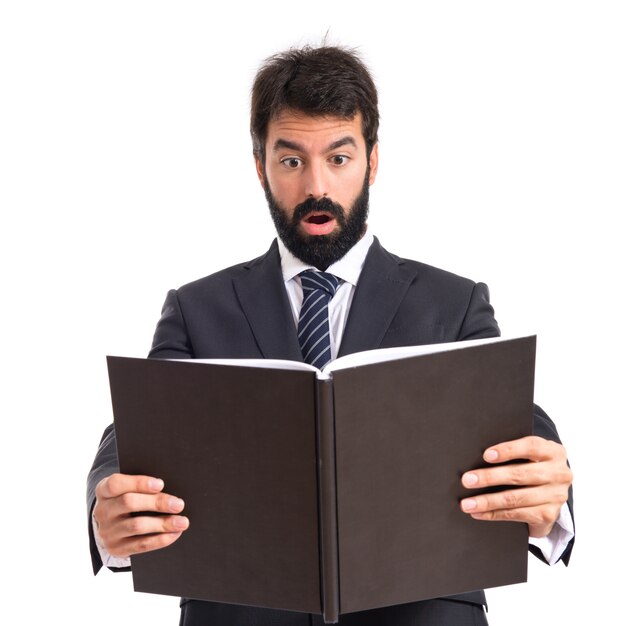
[298,270,341,369]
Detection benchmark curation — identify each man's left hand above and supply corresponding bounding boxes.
[460,436,573,538]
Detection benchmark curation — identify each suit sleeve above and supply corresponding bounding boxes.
[86,424,128,574]
[456,282,501,341]
[528,404,575,565]
[86,289,194,574]
[149,289,195,359]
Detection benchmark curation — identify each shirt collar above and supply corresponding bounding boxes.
[277,229,375,287]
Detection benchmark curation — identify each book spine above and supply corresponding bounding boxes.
[316,377,340,624]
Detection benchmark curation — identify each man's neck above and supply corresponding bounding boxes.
[277,230,375,287]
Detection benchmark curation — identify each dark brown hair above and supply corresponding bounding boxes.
[250,45,379,162]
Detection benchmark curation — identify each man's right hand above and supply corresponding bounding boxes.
[93,473,190,558]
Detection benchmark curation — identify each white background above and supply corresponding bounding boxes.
[1,1,624,623]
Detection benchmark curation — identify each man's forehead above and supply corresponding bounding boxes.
[267,110,365,148]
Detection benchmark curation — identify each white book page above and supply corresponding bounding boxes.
[172,357,319,374]
[319,335,533,379]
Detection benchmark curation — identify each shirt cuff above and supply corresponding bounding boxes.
[528,502,574,565]
[92,513,131,569]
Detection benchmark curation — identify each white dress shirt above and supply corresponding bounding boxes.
[95,231,573,568]
[278,230,375,362]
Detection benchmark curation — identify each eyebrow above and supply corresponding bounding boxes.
[272,136,358,153]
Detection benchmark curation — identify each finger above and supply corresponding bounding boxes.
[482,436,567,464]
[461,461,566,490]
[464,503,561,533]
[96,473,165,500]
[120,513,190,538]
[107,530,185,558]
[107,492,186,519]
[98,513,190,553]
[460,484,567,515]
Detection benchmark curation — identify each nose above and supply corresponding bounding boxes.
[303,161,328,199]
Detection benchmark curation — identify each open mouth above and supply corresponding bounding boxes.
[305,213,333,225]
[300,211,337,236]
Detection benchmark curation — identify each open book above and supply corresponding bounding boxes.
[108,335,536,622]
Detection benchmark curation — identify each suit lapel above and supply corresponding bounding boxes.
[338,238,419,357]
[232,240,303,362]
[233,237,418,361]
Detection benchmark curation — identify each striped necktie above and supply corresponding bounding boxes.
[297,270,341,369]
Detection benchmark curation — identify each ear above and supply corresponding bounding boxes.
[255,157,266,189]
[368,143,379,185]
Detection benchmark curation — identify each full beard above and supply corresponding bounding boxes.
[264,172,370,271]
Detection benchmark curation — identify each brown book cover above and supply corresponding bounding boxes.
[107,335,535,622]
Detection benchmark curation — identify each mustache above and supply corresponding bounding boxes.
[292,196,346,225]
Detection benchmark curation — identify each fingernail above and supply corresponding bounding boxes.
[484,449,498,462]
[173,516,189,529]
[149,478,164,491]
[169,497,185,512]
[461,498,477,511]
[463,473,479,487]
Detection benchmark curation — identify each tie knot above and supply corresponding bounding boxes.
[300,270,340,298]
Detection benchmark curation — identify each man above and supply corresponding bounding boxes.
[88,45,574,626]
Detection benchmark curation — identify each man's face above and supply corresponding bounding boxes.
[256,111,379,269]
